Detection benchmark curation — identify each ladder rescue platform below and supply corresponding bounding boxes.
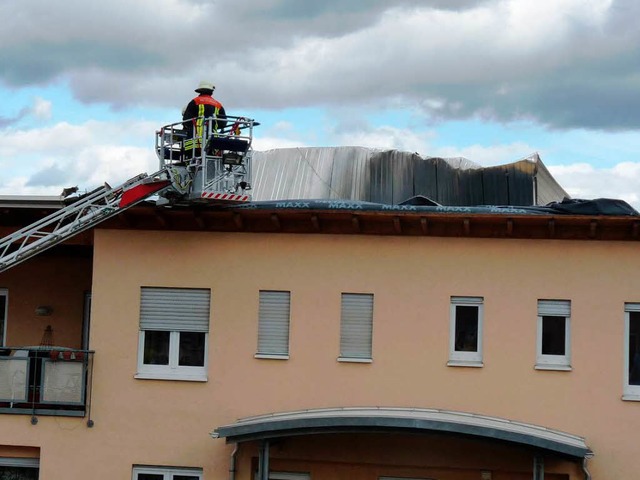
[0,115,258,273]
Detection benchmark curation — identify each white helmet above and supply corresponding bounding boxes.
[195,80,215,93]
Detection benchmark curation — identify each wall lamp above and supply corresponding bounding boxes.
[35,306,53,316]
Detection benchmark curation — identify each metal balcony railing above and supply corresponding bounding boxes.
[0,346,94,418]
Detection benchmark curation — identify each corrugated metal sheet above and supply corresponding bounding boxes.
[252,148,568,206]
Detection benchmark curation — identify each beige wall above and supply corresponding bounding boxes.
[2,228,640,479]
[0,253,91,348]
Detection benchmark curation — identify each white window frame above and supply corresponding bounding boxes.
[135,287,210,382]
[535,300,571,371]
[255,290,291,360]
[136,331,208,382]
[0,288,7,347]
[132,465,202,480]
[448,296,483,367]
[338,292,374,363]
[623,303,640,401]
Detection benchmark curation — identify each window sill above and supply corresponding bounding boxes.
[535,364,572,371]
[255,354,290,360]
[447,360,483,368]
[134,372,208,382]
[622,394,640,402]
[338,357,372,364]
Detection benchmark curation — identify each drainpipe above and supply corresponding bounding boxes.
[229,444,238,480]
[583,453,594,480]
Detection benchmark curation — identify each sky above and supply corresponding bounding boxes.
[0,0,639,208]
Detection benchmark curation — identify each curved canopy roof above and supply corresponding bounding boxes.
[213,407,592,459]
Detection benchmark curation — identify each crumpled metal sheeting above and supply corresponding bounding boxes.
[251,147,565,206]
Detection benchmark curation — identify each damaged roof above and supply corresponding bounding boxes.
[251,148,568,207]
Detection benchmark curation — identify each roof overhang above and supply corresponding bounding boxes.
[213,407,592,459]
[0,195,64,209]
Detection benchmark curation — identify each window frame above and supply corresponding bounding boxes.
[448,296,484,367]
[0,288,7,347]
[623,303,640,401]
[135,287,210,382]
[132,465,203,480]
[136,330,208,382]
[255,290,291,360]
[338,292,374,363]
[535,300,571,371]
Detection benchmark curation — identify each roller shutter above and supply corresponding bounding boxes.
[140,287,210,332]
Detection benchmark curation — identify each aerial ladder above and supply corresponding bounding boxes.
[0,115,257,273]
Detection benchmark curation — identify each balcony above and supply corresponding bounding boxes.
[0,347,94,418]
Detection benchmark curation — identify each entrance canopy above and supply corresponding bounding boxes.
[213,407,592,459]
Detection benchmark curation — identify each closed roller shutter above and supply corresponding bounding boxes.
[340,293,374,359]
[538,300,570,317]
[257,291,291,355]
[140,287,210,332]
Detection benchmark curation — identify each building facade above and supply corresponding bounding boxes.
[0,200,639,479]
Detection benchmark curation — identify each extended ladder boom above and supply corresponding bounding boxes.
[0,170,172,273]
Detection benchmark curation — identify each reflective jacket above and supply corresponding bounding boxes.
[182,94,227,149]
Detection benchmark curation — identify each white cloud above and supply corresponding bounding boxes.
[0,119,159,194]
[548,162,640,209]
[2,0,639,129]
[329,125,434,154]
[253,136,307,151]
[32,97,52,120]
[431,142,538,166]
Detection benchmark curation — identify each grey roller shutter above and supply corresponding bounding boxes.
[140,287,210,332]
[340,293,373,359]
[451,296,483,305]
[625,303,640,313]
[257,291,291,355]
[538,300,570,317]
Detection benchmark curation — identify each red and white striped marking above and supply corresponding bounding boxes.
[201,192,250,202]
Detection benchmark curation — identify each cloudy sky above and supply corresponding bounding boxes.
[1,0,639,208]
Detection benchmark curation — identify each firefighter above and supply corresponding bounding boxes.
[182,80,227,158]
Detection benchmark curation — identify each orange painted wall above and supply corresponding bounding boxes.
[0,253,91,348]
[1,229,639,479]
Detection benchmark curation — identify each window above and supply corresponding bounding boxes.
[133,466,202,480]
[536,300,571,370]
[256,290,291,359]
[0,289,7,346]
[136,287,210,381]
[624,303,640,400]
[339,293,374,363]
[448,296,483,367]
[0,457,39,480]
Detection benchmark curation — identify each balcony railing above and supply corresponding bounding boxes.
[0,346,94,417]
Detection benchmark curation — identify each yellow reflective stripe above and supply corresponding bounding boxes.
[196,104,206,137]
[184,138,201,150]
